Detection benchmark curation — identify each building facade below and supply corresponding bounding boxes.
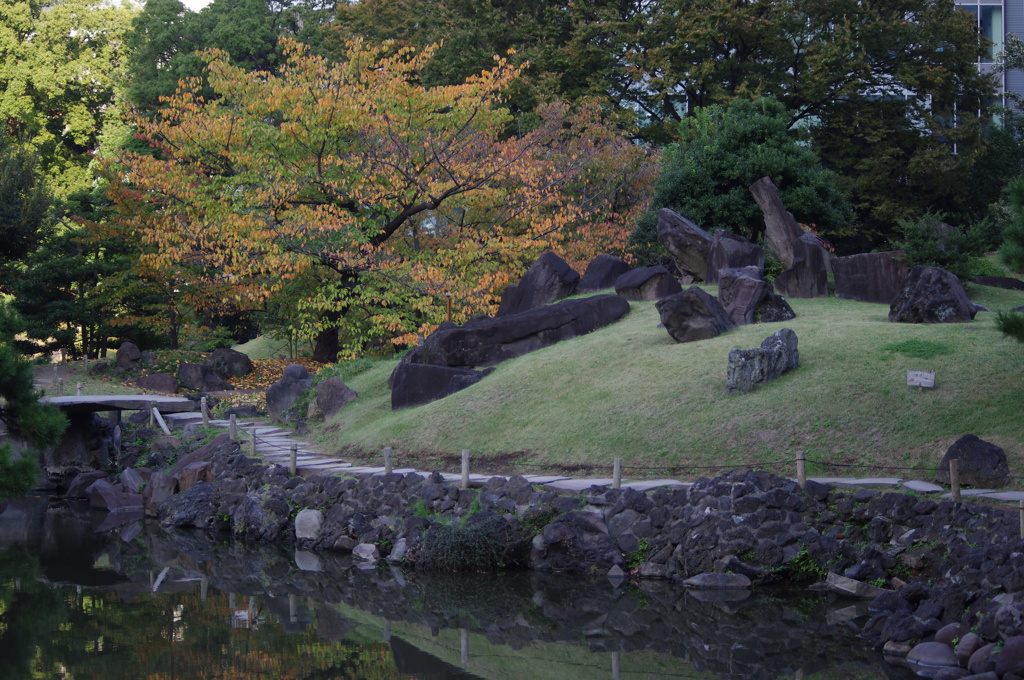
[957,0,1024,103]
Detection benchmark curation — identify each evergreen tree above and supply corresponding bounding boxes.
[0,306,67,501]
[997,177,1024,343]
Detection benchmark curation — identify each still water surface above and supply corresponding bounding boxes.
[0,495,914,680]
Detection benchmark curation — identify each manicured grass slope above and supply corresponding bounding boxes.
[316,283,1024,479]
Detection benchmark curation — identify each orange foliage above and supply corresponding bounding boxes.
[108,39,654,352]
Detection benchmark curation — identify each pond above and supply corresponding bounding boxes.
[0,495,914,680]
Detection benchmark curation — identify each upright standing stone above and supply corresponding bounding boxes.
[656,209,713,283]
[705,230,764,285]
[749,177,829,298]
[833,251,909,303]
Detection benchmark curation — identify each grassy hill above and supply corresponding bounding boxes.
[310,282,1024,481]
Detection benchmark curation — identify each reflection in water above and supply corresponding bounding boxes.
[0,496,913,679]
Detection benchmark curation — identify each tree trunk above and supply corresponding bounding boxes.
[312,327,339,363]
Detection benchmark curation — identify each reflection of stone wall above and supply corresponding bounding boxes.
[111,526,893,680]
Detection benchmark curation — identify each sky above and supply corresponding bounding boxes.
[180,0,212,10]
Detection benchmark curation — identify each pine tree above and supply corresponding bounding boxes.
[996,177,1024,343]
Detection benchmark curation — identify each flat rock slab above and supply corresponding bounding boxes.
[544,478,616,492]
[522,475,571,484]
[437,473,500,488]
[622,479,690,491]
[902,480,944,494]
[973,491,1024,502]
[831,478,902,488]
[44,394,196,415]
[372,467,418,476]
[940,489,997,499]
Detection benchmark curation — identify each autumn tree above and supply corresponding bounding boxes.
[111,39,652,360]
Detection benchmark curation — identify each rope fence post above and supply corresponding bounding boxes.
[613,457,623,489]
[796,451,806,487]
[76,382,82,396]
[201,397,209,426]
[289,444,297,477]
[384,447,393,475]
[148,401,154,427]
[249,427,256,457]
[460,628,469,665]
[229,413,237,441]
[461,449,470,490]
[1019,500,1023,541]
[950,459,961,503]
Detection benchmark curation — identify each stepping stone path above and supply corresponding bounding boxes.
[40,392,1024,505]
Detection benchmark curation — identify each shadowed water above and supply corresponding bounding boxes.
[0,495,915,680]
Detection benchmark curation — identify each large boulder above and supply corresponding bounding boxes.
[656,209,713,283]
[615,266,682,301]
[772,231,830,298]
[266,365,314,421]
[530,511,626,573]
[833,251,909,303]
[748,177,806,270]
[726,328,800,393]
[705,230,764,285]
[718,266,770,326]
[316,376,357,419]
[756,291,796,323]
[116,341,142,371]
[972,275,1024,291]
[656,286,737,343]
[749,177,830,298]
[411,294,631,369]
[390,363,490,409]
[497,252,579,316]
[935,434,1009,488]
[579,254,630,292]
[888,266,977,324]
[208,348,254,378]
[136,373,178,393]
[177,362,231,392]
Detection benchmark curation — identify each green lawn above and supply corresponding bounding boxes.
[313,281,1024,481]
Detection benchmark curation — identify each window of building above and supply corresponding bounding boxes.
[960,1,1004,63]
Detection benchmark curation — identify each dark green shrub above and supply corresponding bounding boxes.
[893,212,985,280]
[416,514,525,572]
[0,446,40,502]
[629,96,853,265]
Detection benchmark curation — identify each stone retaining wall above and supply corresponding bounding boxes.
[117,436,1024,677]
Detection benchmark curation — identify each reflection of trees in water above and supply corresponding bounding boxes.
[0,501,912,680]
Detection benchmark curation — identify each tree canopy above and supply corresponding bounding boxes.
[110,39,652,359]
[630,97,853,263]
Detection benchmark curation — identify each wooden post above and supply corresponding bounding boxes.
[613,457,623,489]
[460,628,469,665]
[76,381,82,396]
[152,407,171,436]
[384,446,393,475]
[461,449,470,490]
[950,459,961,503]
[229,413,237,441]
[201,396,209,426]
[289,594,297,623]
[148,401,154,426]
[200,577,208,602]
[612,651,621,680]
[289,444,298,476]
[797,451,807,487]
[1019,500,1023,541]
[383,620,391,641]
[249,427,257,456]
